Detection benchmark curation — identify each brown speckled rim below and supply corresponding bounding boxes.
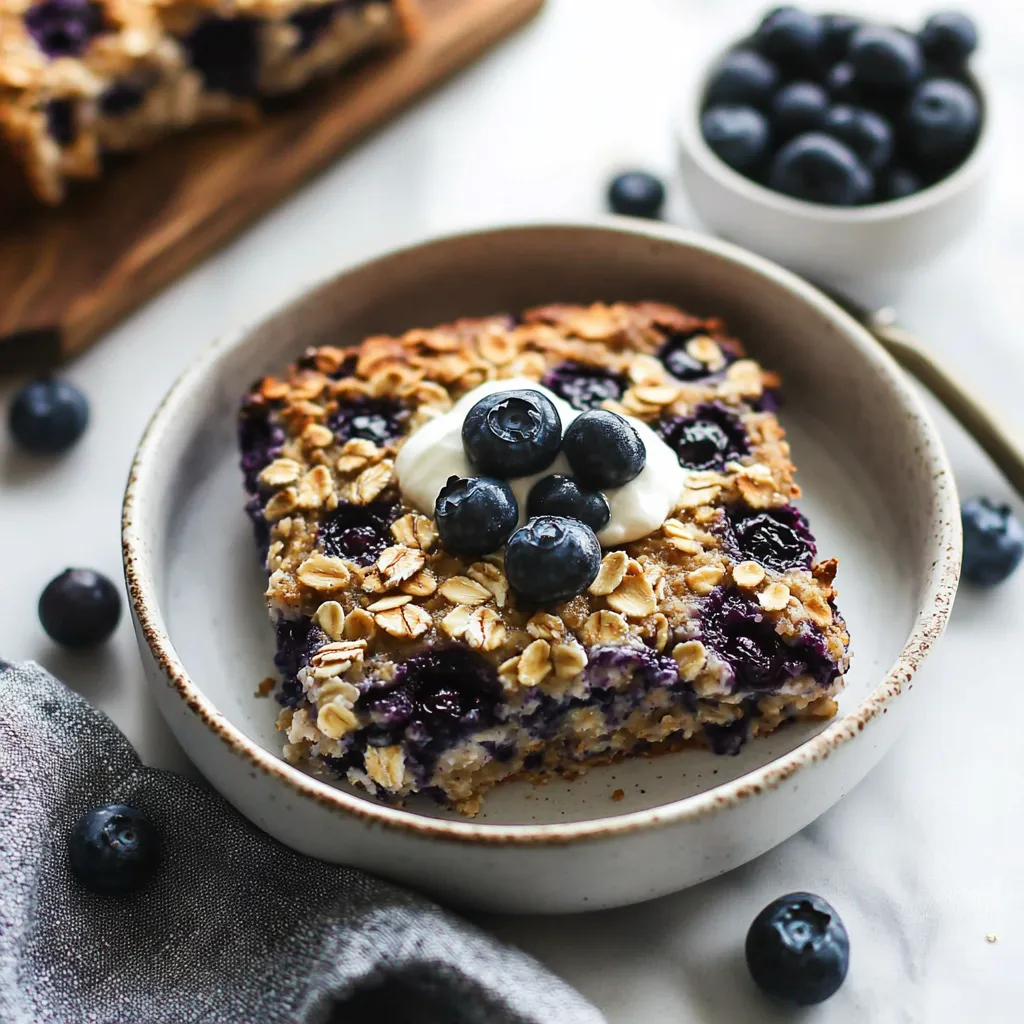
[122,222,962,847]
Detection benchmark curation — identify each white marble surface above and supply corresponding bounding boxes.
[2,0,1023,1019]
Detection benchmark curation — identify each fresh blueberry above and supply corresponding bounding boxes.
[68,804,160,894]
[879,166,922,200]
[705,49,779,110]
[504,516,602,604]
[701,105,772,172]
[768,132,873,206]
[39,569,121,648]
[319,501,397,566]
[543,361,627,411]
[24,0,104,58]
[919,12,978,70]
[961,497,1024,586]
[658,333,729,381]
[8,378,89,454]
[526,474,610,533]
[824,61,859,102]
[904,77,980,169]
[729,505,816,572]
[434,476,518,557]
[746,892,850,1005]
[607,171,665,219]
[819,14,861,64]
[462,389,562,478]
[822,105,893,171]
[771,82,829,139]
[562,410,645,489]
[658,403,749,471]
[753,7,823,69]
[848,25,923,90]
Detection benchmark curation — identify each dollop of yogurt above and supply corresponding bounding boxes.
[394,378,687,546]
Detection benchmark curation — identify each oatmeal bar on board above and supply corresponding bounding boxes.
[0,0,418,211]
[239,302,851,815]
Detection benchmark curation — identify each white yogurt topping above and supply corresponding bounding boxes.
[394,377,687,546]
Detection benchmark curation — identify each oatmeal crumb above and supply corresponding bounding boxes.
[255,676,276,697]
[611,788,625,802]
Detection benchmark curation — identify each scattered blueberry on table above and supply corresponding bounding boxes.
[701,7,981,206]
[607,171,666,219]
[961,497,1024,586]
[8,377,89,454]
[39,568,122,648]
[746,892,850,1005]
[68,803,161,894]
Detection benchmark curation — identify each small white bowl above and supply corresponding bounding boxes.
[676,49,991,289]
[122,222,960,913]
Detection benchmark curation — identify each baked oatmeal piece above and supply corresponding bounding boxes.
[0,0,418,211]
[239,302,851,815]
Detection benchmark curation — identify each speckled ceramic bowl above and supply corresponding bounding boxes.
[122,223,960,913]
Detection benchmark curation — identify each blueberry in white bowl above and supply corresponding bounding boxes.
[771,81,829,140]
[704,49,779,110]
[701,106,772,172]
[769,133,873,206]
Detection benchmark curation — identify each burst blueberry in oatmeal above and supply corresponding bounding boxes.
[239,302,851,815]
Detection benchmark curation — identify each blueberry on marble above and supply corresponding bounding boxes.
[39,569,121,648]
[919,12,978,70]
[701,105,772,172]
[705,50,779,110]
[961,497,1024,586]
[543,361,627,411]
[819,14,862,65]
[562,410,645,489]
[771,82,829,139]
[822,105,893,171]
[527,474,610,533]
[504,516,602,604]
[69,804,160,894]
[658,403,749,472]
[25,0,104,58]
[434,476,518,557]
[746,892,850,1005]
[9,378,89,454]
[753,7,823,70]
[904,78,980,169]
[607,171,665,219]
[319,501,397,566]
[462,389,562,478]
[848,25,923,90]
[768,132,873,206]
[878,166,922,200]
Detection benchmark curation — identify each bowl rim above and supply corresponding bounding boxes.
[121,220,961,847]
[675,37,991,223]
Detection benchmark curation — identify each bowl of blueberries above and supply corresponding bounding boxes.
[676,7,988,286]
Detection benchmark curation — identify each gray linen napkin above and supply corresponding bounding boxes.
[0,660,605,1024]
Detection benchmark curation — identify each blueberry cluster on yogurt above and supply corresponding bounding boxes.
[701,8,981,206]
[426,386,651,604]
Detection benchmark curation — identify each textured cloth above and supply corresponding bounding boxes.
[0,661,604,1024]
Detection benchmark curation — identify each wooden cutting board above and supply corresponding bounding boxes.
[0,0,543,371]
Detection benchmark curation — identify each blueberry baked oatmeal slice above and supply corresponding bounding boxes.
[239,302,851,815]
[0,0,418,210]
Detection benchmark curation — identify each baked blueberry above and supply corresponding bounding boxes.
[819,14,861,64]
[824,61,859,102]
[434,476,518,557]
[8,378,89,454]
[768,132,873,206]
[705,49,779,110]
[543,362,627,410]
[68,804,160,894]
[904,78,980,169]
[462,389,562,478]
[504,516,602,604]
[328,396,406,446]
[701,105,772,172]
[319,501,397,566]
[919,12,978,70]
[771,82,829,139]
[527,474,611,533]
[183,16,261,97]
[822,105,893,171]
[961,496,1024,586]
[39,568,121,648]
[879,166,922,200]
[658,403,749,471]
[848,25,923,90]
[607,171,665,219]
[753,7,823,70]
[25,0,105,59]
[562,410,645,489]
[46,99,76,145]
[729,505,816,572]
[746,892,850,1005]
[658,333,727,381]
